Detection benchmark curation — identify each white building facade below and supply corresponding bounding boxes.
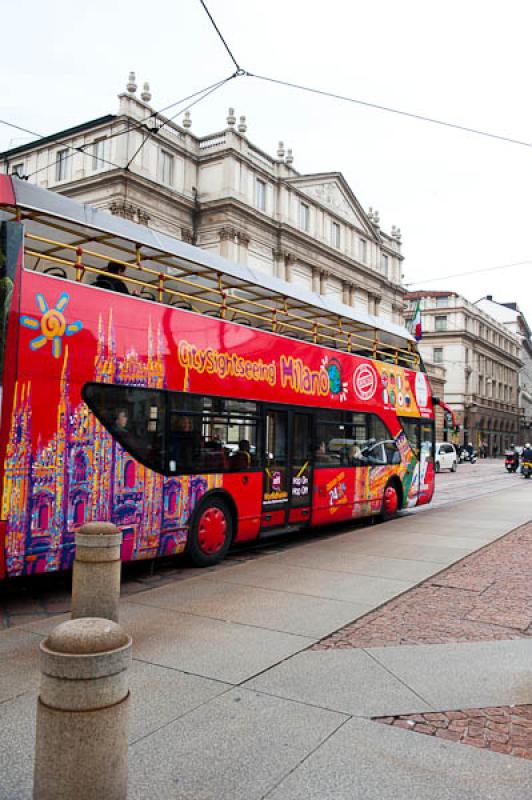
[475,296,532,444]
[406,291,521,453]
[0,76,405,325]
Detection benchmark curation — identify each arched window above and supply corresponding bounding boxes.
[73,451,88,482]
[74,497,86,526]
[38,503,49,530]
[167,490,177,515]
[124,460,136,489]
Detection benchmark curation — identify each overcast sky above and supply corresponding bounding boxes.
[2,0,531,323]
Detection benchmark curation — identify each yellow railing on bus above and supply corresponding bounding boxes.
[23,232,420,369]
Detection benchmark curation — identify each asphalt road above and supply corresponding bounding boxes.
[428,457,524,509]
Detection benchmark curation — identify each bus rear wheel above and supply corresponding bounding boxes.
[187,498,233,567]
[381,482,400,521]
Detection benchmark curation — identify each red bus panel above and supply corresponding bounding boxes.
[1,267,434,577]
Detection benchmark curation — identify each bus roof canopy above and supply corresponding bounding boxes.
[1,176,417,366]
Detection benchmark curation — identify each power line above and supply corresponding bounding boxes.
[0,119,46,142]
[1,120,124,175]
[405,259,532,286]
[246,71,532,149]
[198,0,243,73]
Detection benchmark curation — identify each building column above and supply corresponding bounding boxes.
[284,253,296,283]
[319,270,329,295]
[272,248,284,279]
[311,266,320,294]
[219,227,238,261]
[342,281,350,306]
[368,292,380,316]
[236,231,250,266]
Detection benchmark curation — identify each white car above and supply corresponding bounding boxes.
[435,442,458,473]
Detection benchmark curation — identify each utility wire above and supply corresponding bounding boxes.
[198,0,243,73]
[246,71,532,149]
[0,119,48,142]
[405,259,532,286]
[125,73,236,169]
[2,120,124,175]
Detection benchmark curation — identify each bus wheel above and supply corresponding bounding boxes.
[381,482,400,521]
[187,498,233,567]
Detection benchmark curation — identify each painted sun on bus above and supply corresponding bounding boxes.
[0,176,435,578]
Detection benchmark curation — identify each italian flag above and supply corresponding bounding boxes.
[410,300,423,341]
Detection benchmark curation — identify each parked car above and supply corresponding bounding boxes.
[435,442,458,473]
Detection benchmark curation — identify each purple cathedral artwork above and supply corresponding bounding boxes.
[2,310,220,577]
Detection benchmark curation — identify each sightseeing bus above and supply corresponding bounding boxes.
[0,175,435,579]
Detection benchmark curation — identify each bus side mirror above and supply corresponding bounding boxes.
[432,396,441,405]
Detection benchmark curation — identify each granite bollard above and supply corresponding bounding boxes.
[72,521,122,622]
[33,617,132,800]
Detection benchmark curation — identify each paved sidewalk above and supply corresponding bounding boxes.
[0,482,531,799]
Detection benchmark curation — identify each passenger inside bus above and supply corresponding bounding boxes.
[315,441,338,465]
[94,261,130,294]
[168,415,199,470]
[230,439,251,470]
[112,408,130,435]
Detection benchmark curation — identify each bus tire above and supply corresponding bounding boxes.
[187,497,233,567]
[380,481,401,521]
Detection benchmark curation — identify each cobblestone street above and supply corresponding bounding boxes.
[316,520,532,650]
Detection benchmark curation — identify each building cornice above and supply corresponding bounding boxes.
[59,168,196,211]
[0,115,117,160]
[199,195,404,292]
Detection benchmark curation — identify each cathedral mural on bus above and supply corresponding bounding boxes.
[2,312,219,577]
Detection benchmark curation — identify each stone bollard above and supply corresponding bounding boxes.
[33,617,132,800]
[72,521,123,622]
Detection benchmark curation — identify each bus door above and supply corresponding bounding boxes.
[261,408,313,530]
[399,417,434,506]
[288,412,312,525]
[418,419,435,505]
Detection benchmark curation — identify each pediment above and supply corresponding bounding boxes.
[287,173,377,238]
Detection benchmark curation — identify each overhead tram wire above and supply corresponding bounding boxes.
[197,0,244,74]
[124,73,237,170]
[2,120,125,177]
[405,259,532,286]
[244,72,532,150]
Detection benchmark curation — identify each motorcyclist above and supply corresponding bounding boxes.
[465,442,474,461]
[522,443,532,463]
[510,445,520,470]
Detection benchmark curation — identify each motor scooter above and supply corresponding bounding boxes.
[505,451,519,473]
[522,460,532,479]
[459,447,477,464]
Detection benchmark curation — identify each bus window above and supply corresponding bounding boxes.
[315,410,347,466]
[399,418,420,457]
[420,421,435,464]
[361,416,400,466]
[83,383,167,473]
[168,392,260,473]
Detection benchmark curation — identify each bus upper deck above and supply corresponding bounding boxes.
[0,175,419,370]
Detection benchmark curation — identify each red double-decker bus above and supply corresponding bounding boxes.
[0,176,435,578]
